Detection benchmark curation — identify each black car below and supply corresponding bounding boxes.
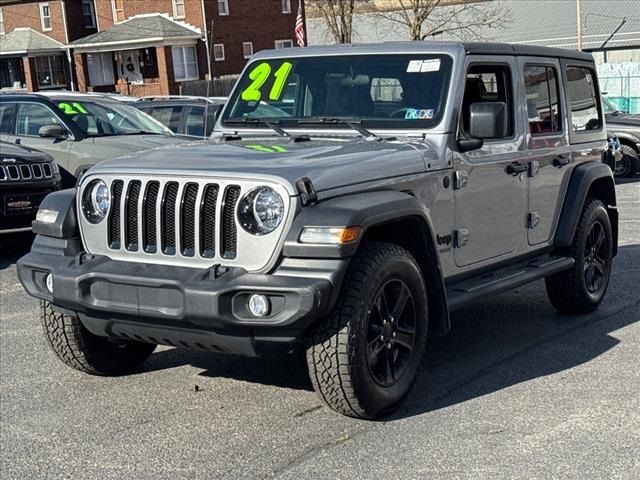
[135,96,226,139]
[0,141,61,234]
[602,96,640,177]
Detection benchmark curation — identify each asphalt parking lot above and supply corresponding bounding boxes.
[1,180,639,480]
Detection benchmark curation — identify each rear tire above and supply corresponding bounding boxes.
[41,301,156,375]
[615,145,639,178]
[545,199,613,314]
[306,242,428,419]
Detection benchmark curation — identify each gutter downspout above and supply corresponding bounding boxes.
[60,0,75,90]
[200,0,212,80]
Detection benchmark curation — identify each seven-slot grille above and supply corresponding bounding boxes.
[106,179,243,261]
[0,163,54,182]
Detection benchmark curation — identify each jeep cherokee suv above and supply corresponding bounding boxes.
[17,43,617,419]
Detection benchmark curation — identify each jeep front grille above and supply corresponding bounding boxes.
[80,175,293,272]
[0,163,54,182]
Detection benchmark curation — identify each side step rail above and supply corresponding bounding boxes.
[447,256,575,311]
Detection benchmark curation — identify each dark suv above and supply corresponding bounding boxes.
[135,96,226,139]
[1,141,61,234]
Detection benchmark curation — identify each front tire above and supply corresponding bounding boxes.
[41,301,156,375]
[545,199,613,314]
[306,242,428,419]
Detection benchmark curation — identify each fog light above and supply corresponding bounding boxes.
[248,294,270,317]
[45,273,53,293]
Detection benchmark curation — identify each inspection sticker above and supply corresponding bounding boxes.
[405,109,435,120]
[407,59,441,73]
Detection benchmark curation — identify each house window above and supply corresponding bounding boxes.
[524,65,561,135]
[35,55,66,88]
[218,0,229,16]
[112,0,124,23]
[213,44,225,62]
[87,52,115,86]
[173,0,185,19]
[172,46,199,81]
[82,0,96,28]
[282,0,291,14]
[242,42,253,59]
[274,39,294,49]
[39,3,52,31]
[0,8,5,35]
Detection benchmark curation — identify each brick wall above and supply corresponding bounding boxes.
[65,0,98,41]
[203,0,300,76]
[1,0,67,43]
[93,0,205,32]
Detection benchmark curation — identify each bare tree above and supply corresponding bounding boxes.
[308,0,368,44]
[373,0,510,41]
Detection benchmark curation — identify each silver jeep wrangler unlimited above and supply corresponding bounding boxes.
[18,43,618,419]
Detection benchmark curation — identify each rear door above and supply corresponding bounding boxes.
[453,58,528,267]
[520,59,572,246]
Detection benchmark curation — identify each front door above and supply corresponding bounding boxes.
[453,60,527,267]
[520,59,572,246]
[116,50,143,84]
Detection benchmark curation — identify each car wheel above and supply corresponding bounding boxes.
[614,145,640,178]
[545,199,613,314]
[41,301,156,375]
[306,242,428,419]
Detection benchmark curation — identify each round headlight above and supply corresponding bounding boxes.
[238,186,285,235]
[82,179,110,224]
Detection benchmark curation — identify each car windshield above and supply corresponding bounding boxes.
[53,97,172,137]
[222,54,453,130]
[601,95,618,114]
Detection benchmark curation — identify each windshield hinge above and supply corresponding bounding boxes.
[296,177,318,206]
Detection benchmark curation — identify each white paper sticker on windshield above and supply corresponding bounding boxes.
[407,60,423,73]
[420,59,441,72]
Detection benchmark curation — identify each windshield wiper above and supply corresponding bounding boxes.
[225,118,309,142]
[298,117,383,141]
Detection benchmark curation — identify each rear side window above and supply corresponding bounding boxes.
[565,67,601,132]
[185,106,205,137]
[524,65,561,135]
[144,106,182,133]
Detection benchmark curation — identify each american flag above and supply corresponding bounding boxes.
[295,0,306,47]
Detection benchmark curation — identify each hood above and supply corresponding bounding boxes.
[90,137,428,194]
[0,141,54,164]
[90,134,192,151]
[606,113,640,128]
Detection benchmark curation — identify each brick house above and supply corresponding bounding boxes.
[0,0,305,95]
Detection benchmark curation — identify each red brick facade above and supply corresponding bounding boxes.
[1,0,305,94]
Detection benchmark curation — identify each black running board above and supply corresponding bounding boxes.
[447,256,575,311]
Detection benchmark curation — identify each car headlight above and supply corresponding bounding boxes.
[237,186,285,235]
[81,179,110,224]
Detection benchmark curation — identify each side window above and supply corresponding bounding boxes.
[462,65,513,138]
[0,103,15,134]
[524,65,561,135]
[145,106,181,133]
[16,103,62,137]
[185,106,205,137]
[565,67,601,132]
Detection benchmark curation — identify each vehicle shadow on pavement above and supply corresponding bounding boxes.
[394,243,640,421]
[0,233,33,270]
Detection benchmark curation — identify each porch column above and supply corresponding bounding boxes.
[156,46,177,95]
[74,53,88,92]
[22,57,38,92]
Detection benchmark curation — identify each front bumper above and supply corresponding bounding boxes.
[18,236,346,356]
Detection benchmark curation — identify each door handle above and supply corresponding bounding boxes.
[505,162,528,175]
[553,155,570,167]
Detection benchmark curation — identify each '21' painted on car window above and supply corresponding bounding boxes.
[241,62,293,102]
[57,102,89,115]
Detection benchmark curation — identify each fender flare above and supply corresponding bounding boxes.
[283,190,451,336]
[555,161,617,251]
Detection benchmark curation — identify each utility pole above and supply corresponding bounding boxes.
[576,0,583,51]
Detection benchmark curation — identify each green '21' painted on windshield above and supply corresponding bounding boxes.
[241,62,293,102]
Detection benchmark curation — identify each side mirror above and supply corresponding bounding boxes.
[469,102,508,139]
[39,124,69,139]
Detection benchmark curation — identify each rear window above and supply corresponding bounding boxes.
[566,67,602,132]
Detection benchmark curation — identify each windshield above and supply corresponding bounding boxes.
[54,98,172,137]
[222,54,453,130]
[601,95,619,114]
